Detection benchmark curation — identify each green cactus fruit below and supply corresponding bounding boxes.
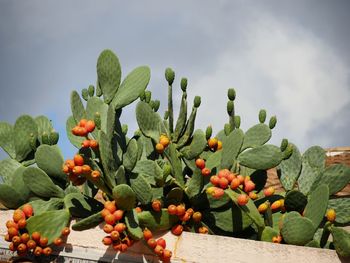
[0,158,21,184]
[258,109,267,123]
[284,190,307,213]
[64,192,103,218]
[144,90,151,103]
[173,92,188,142]
[35,116,54,145]
[112,184,136,210]
[88,85,95,97]
[180,130,207,160]
[234,116,241,129]
[241,124,272,151]
[111,66,151,110]
[180,77,188,91]
[82,88,89,101]
[70,91,86,123]
[224,123,232,136]
[0,184,25,208]
[165,67,175,85]
[26,209,70,244]
[304,184,329,230]
[72,211,103,231]
[23,167,65,198]
[130,174,153,205]
[125,210,143,240]
[261,226,279,242]
[139,90,146,101]
[153,100,160,112]
[205,125,212,140]
[227,101,234,115]
[311,164,350,195]
[185,169,203,199]
[279,138,288,151]
[136,101,165,142]
[0,122,16,158]
[278,144,302,190]
[66,116,85,148]
[49,130,59,145]
[227,88,236,101]
[328,198,350,224]
[194,96,201,108]
[29,198,64,216]
[96,49,122,104]
[41,132,50,145]
[331,226,350,257]
[238,145,283,170]
[281,215,315,245]
[137,209,178,231]
[14,115,38,162]
[268,116,277,129]
[220,129,244,169]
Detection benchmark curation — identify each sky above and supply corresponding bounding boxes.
[0,0,349,161]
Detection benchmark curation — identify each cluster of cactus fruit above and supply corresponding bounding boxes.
[0,49,349,260]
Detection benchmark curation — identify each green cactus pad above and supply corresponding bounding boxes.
[241,124,272,151]
[206,150,222,170]
[132,160,163,186]
[258,109,267,123]
[225,189,265,230]
[174,92,188,142]
[111,66,150,110]
[13,115,38,162]
[29,198,64,216]
[70,91,86,123]
[331,226,350,257]
[284,190,307,213]
[268,116,277,129]
[64,192,103,218]
[177,106,198,148]
[130,174,153,205]
[112,184,136,210]
[180,129,207,160]
[305,240,320,248]
[82,88,89,101]
[185,169,203,199]
[72,211,103,231]
[304,184,329,230]
[86,97,108,134]
[0,122,16,158]
[281,215,315,245]
[66,116,85,148]
[237,145,283,170]
[303,146,326,169]
[35,145,67,183]
[114,165,127,185]
[0,158,21,184]
[136,101,164,142]
[0,184,25,208]
[88,85,95,97]
[137,209,178,231]
[312,164,350,195]
[123,138,139,172]
[26,209,70,244]
[328,198,350,224]
[261,226,279,242]
[10,166,31,202]
[99,130,118,178]
[278,143,302,190]
[96,49,122,104]
[125,210,143,241]
[23,167,65,198]
[297,159,322,195]
[220,128,244,169]
[168,144,185,187]
[166,187,183,204]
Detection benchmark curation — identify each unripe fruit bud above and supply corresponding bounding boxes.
[194,96,201,108]
[326,209,336,222]
[165,68,175,85]
[227,101,234,115]
[283,144,294,160]
[88,85,95,97]
[82,89,89,100]
[145,90,152,103]
[121,124,128,135]
[234,115,241,129]
[42,132,50,144]
[269,116,277,129]
[205,125,212,140]
[237,194,249,206]
[163,164,172,177]
[280,138,289,152]
[259,109,267,123]
[180,78,187,91]
[164,110,169,120]
[227,88,236,101]
[49,130,59,145]
[153,100,160,112]
[195,158,206,169]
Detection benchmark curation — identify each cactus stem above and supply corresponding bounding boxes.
[168,83,174,135]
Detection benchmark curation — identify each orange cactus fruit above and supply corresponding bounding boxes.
[237,175,245,184]
[195,158,206,170]
[43,247,52,256]
[156,238,166,249]
[72,165,83,175]
[54,237,63,246]
[258,203,269,214]
[113,210,124,221]
[248,191,258,200]
[102,236,113,246]
[13,209,25,223]
[73,154,84,166]
[89,139,99,149]
[264,186,275,197]
[237,194,249,206]
[155,143,165,154]
[17,243,27,254]
[85,120,96,133]
[110,231,120,241]
[171,224,184,236]
[143,228,153,240]
[104,201,117,213]
[103,224,114,234]
[65,159,75,170]
[152,200,162,212]
[210,175,220,186]
[271,200,283,211]
[61,227,71,236]
[34,246,43,256]
[212,187,225,199]
[192,211,202,223]
[147,238,157,249]
[272,235,282,243]
[159,135,170,148]
[208,137,218,149]
[154,244,164,256]
[179,212,191,222]
[176,205,186,216]
[82,164,92,174]
[7,227,18,238]
[217,169,230,179]
[226,172,236,183]
[39,237,48,247]
[218,177,229,189]
[217,140,223,150]
[71,126,80,136]
[26,239,36,250]
[81,139,91,148]
[20,233,30,243]
[230,178,241,190]
[12,235,21,245]
[31,231,41,242]
[104,214,116,225]
[244,180,255,193]
[198,226,209,234]
[114,223,126,233]
[91,170,101,180]
[79,119,88,127]
[326,209,336,222]
[201,167,211,176]
[167,205,177,215]
[6,220,18,229]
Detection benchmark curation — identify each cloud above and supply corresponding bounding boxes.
[189,10,350,151]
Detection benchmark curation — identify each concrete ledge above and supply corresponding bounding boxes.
[0,210,347,263]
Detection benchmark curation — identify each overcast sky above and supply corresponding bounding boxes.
[0,0,349,161]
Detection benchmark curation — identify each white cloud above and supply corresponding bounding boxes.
[189,12,350,150]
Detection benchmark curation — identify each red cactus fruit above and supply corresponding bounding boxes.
[171,224,183,236]
[244,180,256,193]
[195,158,206,169]
[102,236,113,246]
[113,210,124,221]
[85,120,95,132]
[39,237,48,247]
[152,200,162,212]
[114,223,126,233]
[157,238,166,249]
[34,246,43,256]
[43,247,52,256]
[103,224,114,234]
[210,175,220,186]
[54,237,63,246]
[167,205,177,215]
[61,227,71,236]
[176,205,186,216]
[230,178,240,190]
[22,203,33,218]
[218,177,229,189]
[237,194,249,206]
[13,209,25,223]
[147,238,157,249]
